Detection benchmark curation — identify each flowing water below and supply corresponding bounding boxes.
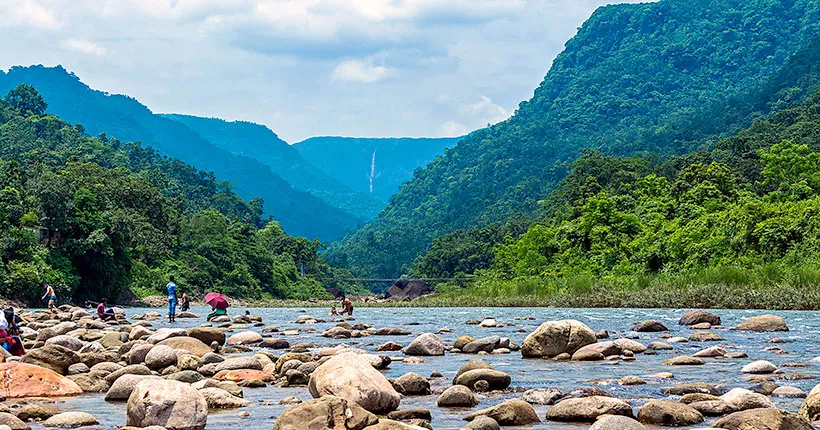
[22,306,820,429]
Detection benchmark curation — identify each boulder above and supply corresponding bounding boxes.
[146,328,187,344]
[522,388,563,405]
[126,343,154,365]
[44,335,85,351]
[690,331,724,342]
[106,374,161,400]
[721,388,775,411]
[634,320,668,332]
[690,400,738,416]
[735,315,789,332]
[717,408,812,430]
[403,333,445,356]
[126,379,208,430]
[799,383,820,421]
[454,359,493,381]
[214,357,262,373]
[105,364,152,384]
[453,336,475,350]
[0,362,82,398]
[637,400,704,426]
[308,353,401,412]
[662,382,719,396]
[741,360,778,374]
[158,336,211,356]
[694,346,727,358]
[613,338,647,354]
[464,416,500,430]
[462,336,500,354]
[145,345,178,370]
[662,356,705,366]
[463,400,540,426]
[453,369,511,391]
[358,419,427,430]
[213,369,274,382]
[272,396,377,430]
[199,387,251,408]
[772,386,806,398]
[546,396,633,422]
[437,385,478,407]
[226,331,263,345]
[521,320,597,358]
[20,344,80,374]
[42,412,98,428]
[15,404,58,421]
[392,373,430,395]
[376,342,403,352]
[166,370,204,383]
[589,415,645,430]
[572,341,620,361]
[0,413,28,430]
[680,310,721,326]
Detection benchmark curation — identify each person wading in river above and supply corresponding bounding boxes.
[167,276,178,323]
[41,283,57,312]
[339,294,353,316]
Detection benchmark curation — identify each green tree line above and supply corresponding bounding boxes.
[0,85,356,305]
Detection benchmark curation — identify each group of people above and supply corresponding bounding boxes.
[166,276,191,323]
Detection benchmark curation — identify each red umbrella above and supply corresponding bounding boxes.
[204,292,229,310]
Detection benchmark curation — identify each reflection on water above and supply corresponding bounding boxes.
[28,306,820,429]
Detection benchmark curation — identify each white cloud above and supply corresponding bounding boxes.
[463,96,511,125]
[0,0,60,29]
[439,120,469,137]
[331,60,389,83]
[59,39,106,56]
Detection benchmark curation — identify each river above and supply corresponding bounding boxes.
[31,306,820,429]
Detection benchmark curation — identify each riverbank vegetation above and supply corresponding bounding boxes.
[0,85,359,305]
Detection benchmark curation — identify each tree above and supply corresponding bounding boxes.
[5,84,47,116]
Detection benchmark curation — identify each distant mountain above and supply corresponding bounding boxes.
[0,65,361,241]
[163,114,384,220]
[294,136,461,202]
[328,0,820,278]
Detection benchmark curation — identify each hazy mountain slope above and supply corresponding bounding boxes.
[163,114,384,220]
[0,65,362,241]
[328,0,820,278]
[294,136,461,202]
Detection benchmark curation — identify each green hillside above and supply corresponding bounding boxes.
[425,91,820,309]
[329,0,820,278]
[163,115,384,220]
[0,66,362,242]
[0,84,355,305]
[294,136,461,202]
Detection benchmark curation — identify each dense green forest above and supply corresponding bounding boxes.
[418,92,820,308]
[0,66,362,242]
[0,84,356,305]
[163,115,384,220]
[328,0,820,279]
[294,136,461,202]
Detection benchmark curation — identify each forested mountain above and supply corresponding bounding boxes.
[0,84,354,305]
[294,136,461,202]
[0,65,362,242]
[424,92,820,308]
[328,0,820,278]
[163,115,384,220]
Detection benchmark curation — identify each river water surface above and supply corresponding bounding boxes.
[28,306,820,429]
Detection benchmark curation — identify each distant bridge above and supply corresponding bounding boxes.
[316,278,476,283]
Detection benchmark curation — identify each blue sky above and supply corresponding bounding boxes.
[0,0,645,143]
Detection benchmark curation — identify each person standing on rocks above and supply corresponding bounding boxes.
[40,283,57,312]
[167,276,178,323]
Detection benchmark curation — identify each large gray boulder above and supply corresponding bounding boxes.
[126,379,208,430]
[637,400,703,426]
[463,400,540,426]
[717,408,812,430]
[546,396,633,422]
[272,396,377,430]
[521,320,597,358]
[403,333,445,356]
[735,315,788,332]
[308,353,401,412]
[590,415,645,430]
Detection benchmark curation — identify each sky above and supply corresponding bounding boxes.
[0,0,645,143]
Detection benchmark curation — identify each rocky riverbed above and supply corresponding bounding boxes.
[3,306,820,429]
